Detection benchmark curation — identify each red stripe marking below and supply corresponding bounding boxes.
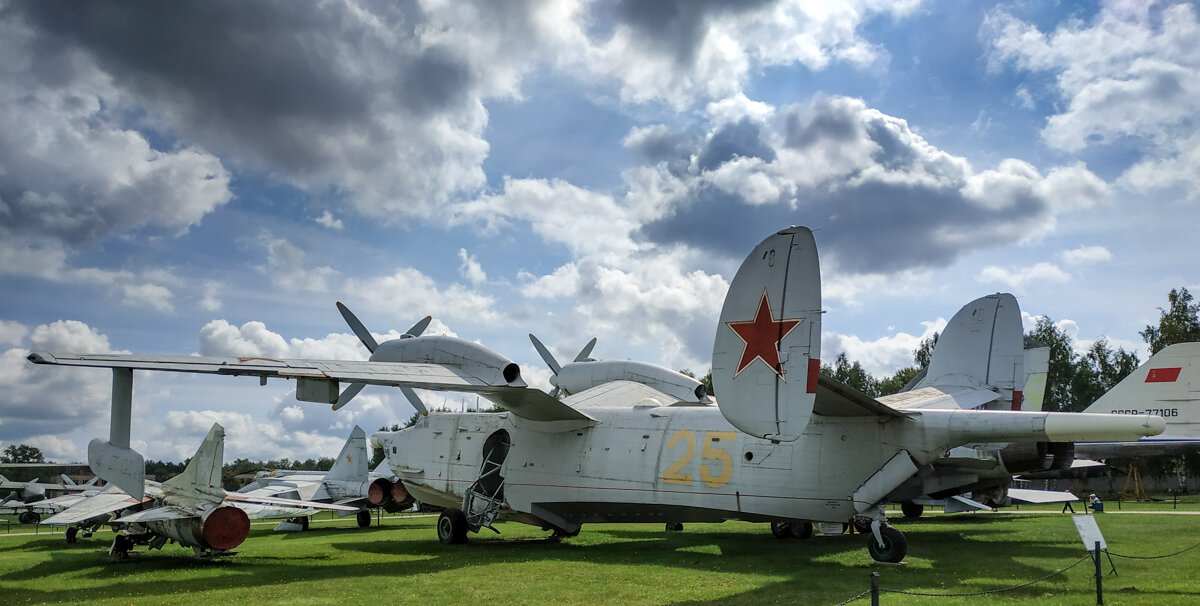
[1146,367,1182,383]
[1011,390,1023,411]
[807,358,819,394]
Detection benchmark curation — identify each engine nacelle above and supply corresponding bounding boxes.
[554,360,709,403]
[371,336,523,387]
[998,441,1074,474]
[145,505,250,551]
[367,478,395,506]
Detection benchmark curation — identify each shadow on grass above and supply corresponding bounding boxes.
[2,515,1195,604]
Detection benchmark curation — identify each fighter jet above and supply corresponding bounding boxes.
[43,423,356,557]
[27,226,1164,562]
[0,474,100,524]
[235,426,413,530]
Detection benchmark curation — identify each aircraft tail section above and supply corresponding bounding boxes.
[915,293,1024,409]
[324,426,368,482]
[88,439,146,501]
[1020,345,1050,411]
[712,226,821,441]
[1082,342,1200,441]
[163,423,226,494]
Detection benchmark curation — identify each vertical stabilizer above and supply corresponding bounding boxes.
[712,226,821,440]
[915,293,1024,409]
[325,426,368,482]
[163,423,226,493]
[1083,342,1200,441]
[1021,346,1050,411]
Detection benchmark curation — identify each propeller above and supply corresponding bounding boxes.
[529,334,597,398]
[332,302,432,411]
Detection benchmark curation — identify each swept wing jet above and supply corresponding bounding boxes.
[236,425,413,529]
[1,474,101,524]
[44,423,356,557]
[28,226,1165,562]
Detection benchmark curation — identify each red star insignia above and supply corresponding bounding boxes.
[726,290,803,380]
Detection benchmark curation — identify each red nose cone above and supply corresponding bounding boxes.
[203,506,250,551]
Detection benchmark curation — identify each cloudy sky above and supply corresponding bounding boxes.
[2,0,1196,463]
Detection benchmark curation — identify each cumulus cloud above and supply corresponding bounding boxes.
[0,320,125,450]
[314,211,344,230]
[1060,245,1112,265]
[983,1,1200,194]
[978,262,1071,291]
[257,232,337,294]
[823,318,946,377]
[457,248,487,284]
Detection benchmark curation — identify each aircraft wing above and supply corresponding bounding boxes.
[1006,487,1078,504]
[43,488,147,525]
[877,385,1001,411]
[221,491,359,512]
[28,352,592,423]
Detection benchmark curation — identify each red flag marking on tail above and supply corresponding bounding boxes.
[1146,367,1182,383]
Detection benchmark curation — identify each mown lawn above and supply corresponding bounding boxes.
[1,509,1198,605]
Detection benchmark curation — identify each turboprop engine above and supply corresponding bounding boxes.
[144,504,250,551]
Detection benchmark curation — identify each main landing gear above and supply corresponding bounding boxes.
[356,510,372,528]
[437,509,469,544]
[867,523,907,563]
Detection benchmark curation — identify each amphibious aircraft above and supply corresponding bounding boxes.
[43,423,356,556]
[884,297,1200,517]
[235,426,412,529]
[27,226,1165,562]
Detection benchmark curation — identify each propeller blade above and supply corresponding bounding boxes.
[337,302,378,353]
[406,316,432,337]
[574,338,597,362]
[529,334,562,375]
[333,382,367,411]
[400,387,428,416]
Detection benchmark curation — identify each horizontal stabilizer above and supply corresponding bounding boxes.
[1007,487,1077,504]
[88,439,145,501]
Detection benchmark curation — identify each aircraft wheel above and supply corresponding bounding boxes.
[867,526,907,563]
[770,522,792,538]
[18,511,40,525]
[901,501,924,519]
[665,522,684,532]
[437,509,469,544]
[65,527,79,544]
[790,521,813,539]
[356,510,372,528]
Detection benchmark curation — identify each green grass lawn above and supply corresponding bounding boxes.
[1,509,1198,605]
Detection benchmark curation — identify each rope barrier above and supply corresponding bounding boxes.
[1107,539,1200,560]
[878,555,1092,598]
[830,589,871,606]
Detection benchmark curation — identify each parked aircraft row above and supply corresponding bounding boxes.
[26,226,1194,563]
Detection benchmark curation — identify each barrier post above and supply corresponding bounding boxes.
[1094,541,1103,605]
[870,572,879,606]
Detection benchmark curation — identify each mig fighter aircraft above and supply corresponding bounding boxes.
[28,226,1164,562]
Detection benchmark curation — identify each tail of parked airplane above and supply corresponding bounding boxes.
[163,424,226,494]
[913,293,1025,410]
[325,426,368,482]
[1082,342,1200,443]
[712,226,822,441]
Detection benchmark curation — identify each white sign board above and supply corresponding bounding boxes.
[1073,515,1107,551]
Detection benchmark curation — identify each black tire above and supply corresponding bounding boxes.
[65,526,79,544]
[770,522,792,538]
[300,516,310,531]
[901,501,924,519]
[18,511,40,525]
[356,510,372,528]
[867,525,907,563]
[665,522,684,532]
[790,521,813,539]
[437,509,469,544]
